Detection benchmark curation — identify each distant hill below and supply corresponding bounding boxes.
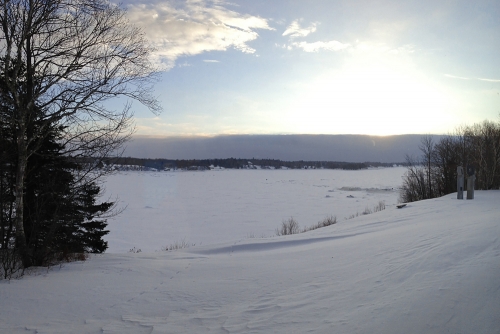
[122,134,437,163]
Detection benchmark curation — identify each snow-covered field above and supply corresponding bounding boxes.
[1,168,499,333]
[103,167,405,252]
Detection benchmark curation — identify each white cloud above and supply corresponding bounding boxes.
[282,19,318,38]
[444,75,500,83]
[281,20,415,56]
[388,45,416,55]
[445,74,470,80]
[282,19,350,53]
[478,77,500,83]
[125,0,273,70]
[352,41,415,56]
[290,40,351,52]
[203,59,220,63]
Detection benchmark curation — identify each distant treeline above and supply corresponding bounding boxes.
[95,157,403,170]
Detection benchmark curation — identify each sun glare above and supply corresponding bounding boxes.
[287,66,451,135]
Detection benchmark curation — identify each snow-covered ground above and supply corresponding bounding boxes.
[103,167,405,252]
[1,168,499,333]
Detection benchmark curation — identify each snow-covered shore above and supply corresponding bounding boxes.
[1,169,499,333]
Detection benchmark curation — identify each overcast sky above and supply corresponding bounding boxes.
[117,0,500,137]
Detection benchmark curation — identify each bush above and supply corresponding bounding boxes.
[374,201,386,212]
[320,215,337,227]
[277,201,387,237]
[347,212,359,220]
[362,207,372,215]
[0,249,23,280]
[276,215,339,236]
[163,239,195,251]
[276,217,300,236]
[303,215,337,232]
[346,201,386,220]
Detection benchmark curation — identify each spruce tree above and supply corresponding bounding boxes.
[23,122,113,266]
[0,0,160,267]
[1,55,114,269]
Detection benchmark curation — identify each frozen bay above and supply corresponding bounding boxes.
[103,167,406,252]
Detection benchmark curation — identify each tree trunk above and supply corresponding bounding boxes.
[14,122,28,266]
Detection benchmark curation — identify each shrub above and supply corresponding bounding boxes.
[0,249,24,280]
[163,239,194,251]
[362,207,372,215]
[320,215,337,227]
[374,201,386,212]
[302,215,337,232]
[346,201,386,220]
[347,212,359,220]
[276,217,300,236]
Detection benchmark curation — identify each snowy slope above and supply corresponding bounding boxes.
[1,190,499,333]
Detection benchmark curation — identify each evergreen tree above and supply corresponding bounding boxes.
[1,57,113,268]
[0,0,160,267]
[23,122,112,266]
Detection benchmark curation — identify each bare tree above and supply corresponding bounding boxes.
[401,119,500,203]
[0,0,161,265]
[400,154,427,203]
[432,135,461,195]
[419,135,434,199]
